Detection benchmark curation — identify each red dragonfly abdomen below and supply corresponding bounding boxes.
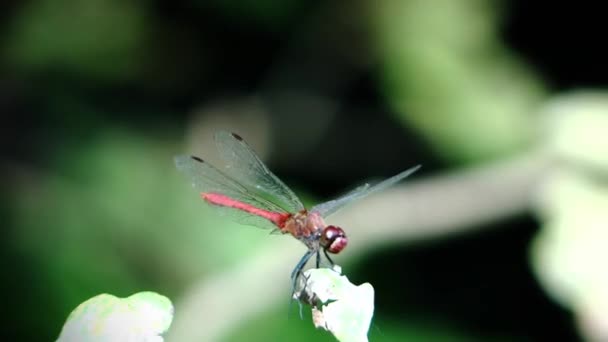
[202,192,291,228]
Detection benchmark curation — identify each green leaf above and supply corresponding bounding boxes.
[531,92,608,341]
[296,268,374,342]
[57,292,173,342]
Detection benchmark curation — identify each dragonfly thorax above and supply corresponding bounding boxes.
[282,211,347,254]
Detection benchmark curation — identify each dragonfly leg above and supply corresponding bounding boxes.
[289,250,315,319]
[323,248,335,267]
[315,249,321,268]
[290,250,314,292]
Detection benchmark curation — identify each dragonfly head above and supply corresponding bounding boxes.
[320,225,348,254]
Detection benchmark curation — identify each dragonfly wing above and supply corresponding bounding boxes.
[214,131,305,213]
[311,165,421,218]
[175,155,289,229]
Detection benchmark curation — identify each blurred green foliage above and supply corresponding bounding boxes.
[11,130,270,333]
[531,93,608,341]
[4,0,149,81]
[374,0,545,162]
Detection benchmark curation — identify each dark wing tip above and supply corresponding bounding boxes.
[190,155,204,163]
[231,132,243,141]
[174,155,204,168]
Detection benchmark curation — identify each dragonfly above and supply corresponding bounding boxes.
[175,131,420,290]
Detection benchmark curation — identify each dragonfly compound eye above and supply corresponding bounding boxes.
[320,225,348,254]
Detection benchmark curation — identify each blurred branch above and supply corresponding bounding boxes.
[168,148,552,341]
[338,148,551,252]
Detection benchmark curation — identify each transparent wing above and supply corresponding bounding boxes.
[175,155,289,229]
[311,165,421,218]
[214,131,305,213]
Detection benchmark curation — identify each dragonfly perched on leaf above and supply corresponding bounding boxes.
[175,131,420,290]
